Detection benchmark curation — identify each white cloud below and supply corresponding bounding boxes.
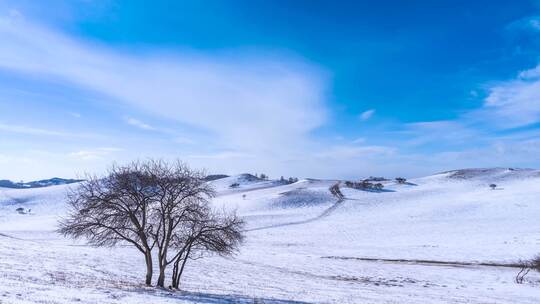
[359,109,375,121]
[69,147,122,161]
[404,120,479,146]
[187,151,254,160]
[0,16,327,154]
[1,12,538,180]
[475,66,540,129]
[123,116,155,130]
[0,154,10,163]
[351,137,366,144]
[507,15,540,32]
[0,123,70,137]
[315,145,395,160]
[174,137,195,145]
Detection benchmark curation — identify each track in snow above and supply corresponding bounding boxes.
[245,198,345,232]
[322,256,524,269]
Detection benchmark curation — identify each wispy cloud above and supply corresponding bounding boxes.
[69,147,123,161]
[404,120,480,146]
[174,137,195,145]
[0,16,327,154]
[1,10,539,180]
[0,123,70,137]
[506,15,540,33]
[359,109,375,121]
[123,116,155,130]
[187,151,254,160]
[468,65,540,129]
[315,144,395,160]
[351,137,366,144]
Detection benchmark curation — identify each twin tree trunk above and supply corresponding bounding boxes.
[171,245,192,289]
[156,249,167,287]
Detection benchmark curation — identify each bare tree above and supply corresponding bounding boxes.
[516,255,540,284]
[329,183,344,199]
[58,162,159,286]
[144,160,215,288]
[169,209,244,289]
[373,183,384,191]
[395,177,407,184]
[489,184,497,190]
[58,159,245,289]
[288,177,298,184]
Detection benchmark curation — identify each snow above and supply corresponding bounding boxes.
[209,173,288,194]
[1,169,540,303]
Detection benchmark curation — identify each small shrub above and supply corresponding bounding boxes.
[373,183,384,191]
[287,177,298,184]
[516,255,540,284]
[395,177,406,184]
[329,183,344,199]
[343,180,384,191]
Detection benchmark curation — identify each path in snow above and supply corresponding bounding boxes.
[245,198,344,232]
[322,256,524,269]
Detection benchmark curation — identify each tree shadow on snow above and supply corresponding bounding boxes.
[360,188,395,193]
[130,288,312,303]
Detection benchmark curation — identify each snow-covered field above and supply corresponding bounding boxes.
[1,168,540,303]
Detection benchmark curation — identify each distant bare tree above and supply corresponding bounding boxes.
[58,162,159,286]
[329,183,344,199]
[361,179,372,189]
[373,183,384,191]
[288,177,299,184]
[489,184,497,190]
[395,177,407,184]
[516,255,540,284]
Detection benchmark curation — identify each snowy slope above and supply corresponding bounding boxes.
[249,169,540,262]
[1,170,540,303]
[0,183,76,231]
[209,173,288,194]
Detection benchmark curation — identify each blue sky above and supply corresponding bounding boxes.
[1,0,540,180]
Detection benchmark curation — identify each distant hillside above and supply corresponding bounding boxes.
[203,174,230,181]
[0,177,83,189]
[439,167,540,181]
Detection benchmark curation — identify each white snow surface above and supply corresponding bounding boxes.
[1,168,540,303]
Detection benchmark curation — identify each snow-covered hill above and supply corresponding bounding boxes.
[1,169,539,303]
[209,173,289,194]
[0,177,83,189]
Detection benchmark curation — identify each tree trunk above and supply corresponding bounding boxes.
[157,263,166,287]
[171,257,181,289]
[144,251,153,286]
[157,247,169,287]
[174,245,191,288]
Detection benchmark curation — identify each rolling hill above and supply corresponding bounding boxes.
[0,168,539,303]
